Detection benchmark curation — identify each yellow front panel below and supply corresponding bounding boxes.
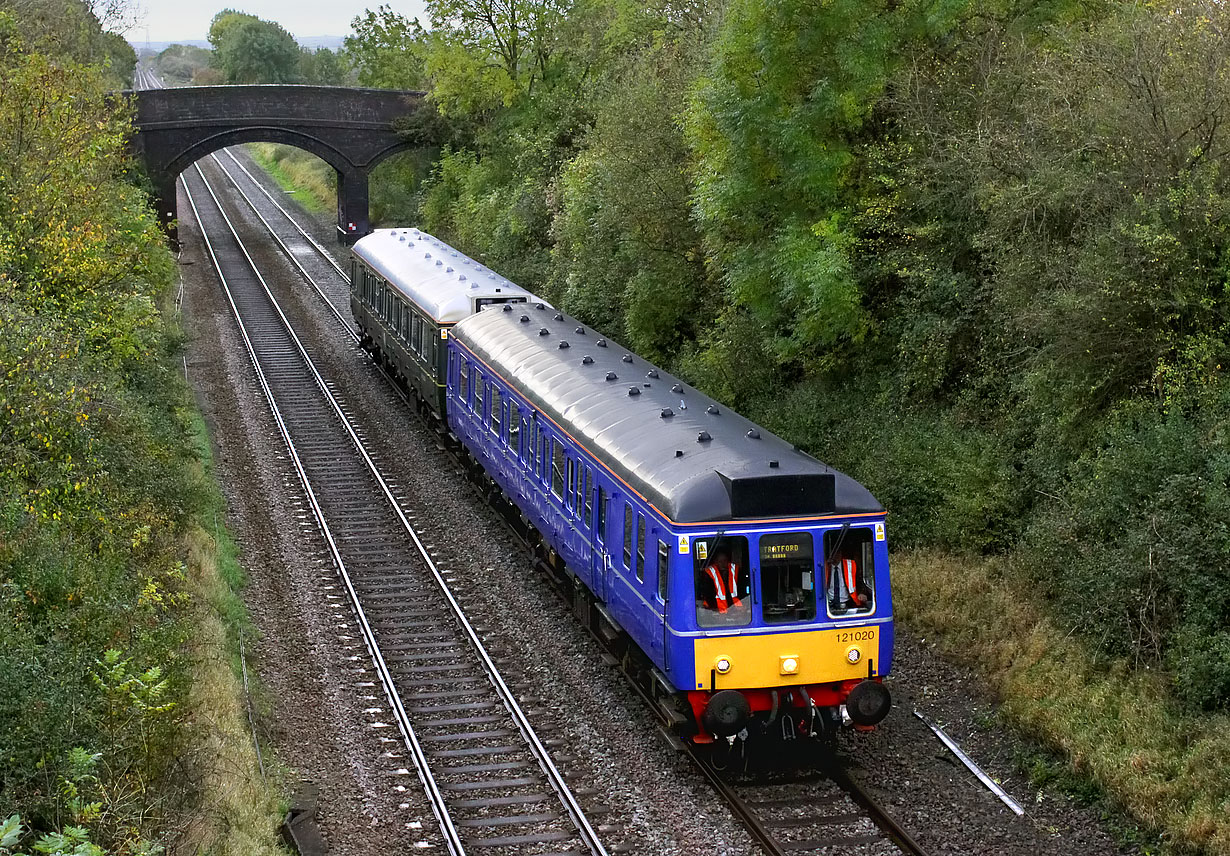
[693,626,879,690]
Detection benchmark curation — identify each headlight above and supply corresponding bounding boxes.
[846,646,862,665]
[715,657,732,674]
[780,656,799,675]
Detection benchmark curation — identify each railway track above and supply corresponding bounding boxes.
[188,147,935,856]
[180,159,609,856]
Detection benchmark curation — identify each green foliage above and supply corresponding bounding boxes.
[208,9,301,84]
[345,5,427,89]
[297,47,348,86]
[151,44,212,86]
[0,9,207,852]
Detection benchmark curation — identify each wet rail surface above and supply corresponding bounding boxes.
[188,147,937,856]
[180,159,609,856]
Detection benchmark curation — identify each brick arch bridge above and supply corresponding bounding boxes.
[129,85,424,244]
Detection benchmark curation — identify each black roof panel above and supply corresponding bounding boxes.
[451,304,883,524]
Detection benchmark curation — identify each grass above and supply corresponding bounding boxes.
[894,551,1230,855]
[178,408,289,855]
[246,143,335,215]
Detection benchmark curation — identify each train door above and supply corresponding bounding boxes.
[657,536,670,673]
[595,484,610,602]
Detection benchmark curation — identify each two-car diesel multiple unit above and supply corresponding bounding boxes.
[350,228,893,744]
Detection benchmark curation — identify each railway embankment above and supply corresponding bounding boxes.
[0,24,285,855]
[893,551,1230,855]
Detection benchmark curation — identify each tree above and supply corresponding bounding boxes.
[345,5,427,90]
[208,9,300,84]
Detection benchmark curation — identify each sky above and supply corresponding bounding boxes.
[128,0,427,44]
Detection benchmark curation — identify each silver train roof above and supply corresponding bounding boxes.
[451,303,883,525]
[352,228,537,323]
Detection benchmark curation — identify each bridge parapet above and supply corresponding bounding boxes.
[127,85,425,244]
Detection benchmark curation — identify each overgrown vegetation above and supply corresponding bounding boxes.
[246,144,335,215]
[0,4,284,852]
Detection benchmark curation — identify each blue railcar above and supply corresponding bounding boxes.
[445,302,892,743]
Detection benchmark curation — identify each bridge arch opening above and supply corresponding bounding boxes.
[129,84,425,244]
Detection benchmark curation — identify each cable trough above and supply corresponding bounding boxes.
[181,160,608,856]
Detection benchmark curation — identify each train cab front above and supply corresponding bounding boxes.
[680,523,893,745]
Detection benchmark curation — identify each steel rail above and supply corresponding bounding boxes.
[183,160,608,856]
[202,147,927,856]
[181,165,467,856]
[204,151,356,340]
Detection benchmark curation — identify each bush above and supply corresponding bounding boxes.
[1025,394,1230,709]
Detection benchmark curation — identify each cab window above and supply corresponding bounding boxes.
[760,532,816,624]
[823,527,875,616]
[692,536,750,628]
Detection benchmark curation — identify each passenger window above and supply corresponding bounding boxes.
[823,528,875,616]
[596,487,607,543]
[692,536,751,628]
[459,360,469,403]
[567,458,576,510]
[490,386,502,434]
[583,468,593,528]
[473,373,484,416]
[509,408,521,453]
[657,540,669,602]
[551,439,565,497]
[760,532,816,624]
[636,515,645,583]
[623,504,633,569]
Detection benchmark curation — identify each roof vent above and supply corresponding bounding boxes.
[660,408,674,418]
[769,460,780,468]
[746,429,761,439]
[707,405,720,415]
[502,304,513,312]
[675,450,684,457]
[436,260,443,266]
[520,315,530,323]
[582,356,594,365]
[559,341,570,349]
[628,387,641,396]
[697,431,712,443]
[539,328,550,336]
[554,312,564,321]
[458,275,466,281]
[622,354,633,363]
[575,327,586,335]
[605,371,617,381]
[672,383,684,394]
[424,252,432,259]
[596,339,607,348]
[399,235,406,242]
[446,266,454,273]
[536,302,546,310]
[646,369,659,379]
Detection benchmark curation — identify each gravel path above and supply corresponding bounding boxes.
[177,147,1150,856]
